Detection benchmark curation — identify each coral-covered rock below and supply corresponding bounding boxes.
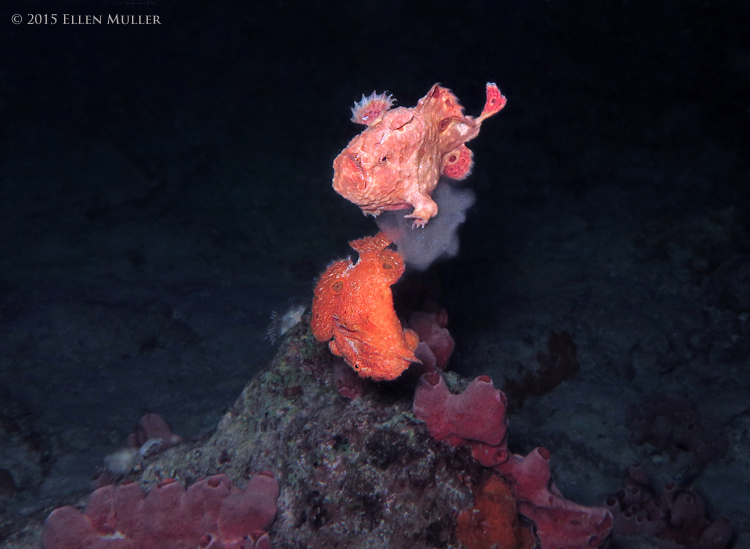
[37,318,620,549]
[43,473,278,549]
[332,358,366,399]
[123,320,481,549]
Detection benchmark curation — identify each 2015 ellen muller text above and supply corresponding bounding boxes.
[33,14,161,24]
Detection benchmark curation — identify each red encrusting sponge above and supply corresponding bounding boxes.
[43,472,279,549]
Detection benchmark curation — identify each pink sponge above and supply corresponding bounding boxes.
[127,413,182,456]
[413,374,613,549]
[407,310,455,371]
[497,448,613,549]
[43,472,279,549]
[413,373,508,466]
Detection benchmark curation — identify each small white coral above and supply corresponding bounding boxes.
[265,302,307,343]
[103,447,140,478]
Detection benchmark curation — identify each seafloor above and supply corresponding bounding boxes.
[1,1,749,548]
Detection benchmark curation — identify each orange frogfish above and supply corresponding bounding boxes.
[333,82,506,227]
[311,232,420,381]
